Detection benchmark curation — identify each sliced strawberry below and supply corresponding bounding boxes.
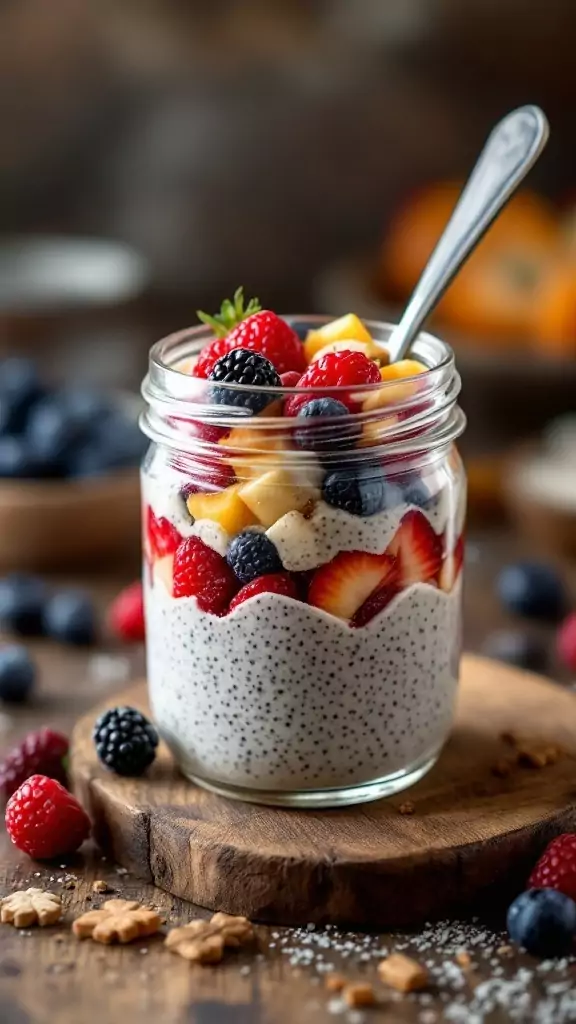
[309,551,397,622]
[146,507,183,561]
[154,554,175,595]
[438,533,465,592]
[388,510,442,588]
[173,536,238,613]
[351,581,398,627]
[228,572,297,612]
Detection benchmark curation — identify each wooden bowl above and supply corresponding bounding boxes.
[503,445,576,560]
[0,470,141,572]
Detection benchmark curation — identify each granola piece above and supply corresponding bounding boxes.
[72,899,161,944]
[1,888,62,928]
[378,953,429,993]
[343,982,376,1007]
[398,801,415,815]
[165,912,255,965]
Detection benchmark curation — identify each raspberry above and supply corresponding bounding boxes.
[146,507,182,559]
[229,573,297,612]
[93,707,158,776]
[285,350,381,416]
[557,612,576,671]
[224,311,305,375]
[108,581,145,642]
[280,370,302,388]
[529,834,576,901]
[6,774,90,859]
[173,536,238,612]
[193,337,230,379]
[0,728,69,799]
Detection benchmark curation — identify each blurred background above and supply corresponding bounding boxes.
[1,0,576,558]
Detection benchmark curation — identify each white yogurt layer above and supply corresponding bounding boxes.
[145,579,462,792]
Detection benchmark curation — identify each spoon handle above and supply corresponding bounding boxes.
[387,105,549,363]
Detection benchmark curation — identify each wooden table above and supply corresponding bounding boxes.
[1,535,575,1024]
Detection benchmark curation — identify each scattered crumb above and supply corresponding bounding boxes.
[517,744,561,769]
[92,881,110,894]
[378,953,429,993]
[343,983,376,1008]
[497,945,514,957]
[399,801,415,815]
[455,951,471,968]
[325,974,347,993]
[115,867,129,877]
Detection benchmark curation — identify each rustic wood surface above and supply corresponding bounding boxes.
[0,535,575,1023]
[70,656,576,930]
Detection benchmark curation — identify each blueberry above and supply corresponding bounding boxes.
[0,436,37,478]
[227,531,283,584]
[482,630,548,672]
[42,591,97,645]
[0,574,48,636]
[322,464,402,517]
[496,562,567,621]
[0,645,36,703]
[294,399,359,452]
[401,476,431,508]
[0,358,43,433]
[90,412,147,468]
[26,398,85,476]
[59,388,113,427]
[507,888,576,957]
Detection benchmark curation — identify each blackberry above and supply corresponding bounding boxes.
[93,706,159,776]
[294,398,359,452]
[322,465,401,517]
[208,348,281,414]
[227,530,283,584]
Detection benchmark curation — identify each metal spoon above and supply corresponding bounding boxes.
[387,105,549,363]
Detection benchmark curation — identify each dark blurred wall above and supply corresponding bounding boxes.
[1,0,575,308]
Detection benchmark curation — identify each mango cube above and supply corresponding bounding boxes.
[363,359,427,411]
[239,468,320,528]
[186,485,257,534]
[303,313,373,362]
[220,426,288,481]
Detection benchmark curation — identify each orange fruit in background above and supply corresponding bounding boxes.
[380,182,560,342]
[531,260,576,357]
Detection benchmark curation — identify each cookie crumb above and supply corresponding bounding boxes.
[92,881,110,894]
[325,973,347,993]
[517,744,561,769]
[378,953,428,993]
[399,801,415,815]
[343,983,376,1008]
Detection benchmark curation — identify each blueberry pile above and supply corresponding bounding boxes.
[0,357,146,480]
[0,574,96,645]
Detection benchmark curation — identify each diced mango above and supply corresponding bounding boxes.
[220,426,288,481]
[303,313,373,362]
[238,468,320,529]
[363,359,427,411]
[186,485,257,534]
[308,338,388,365]
[359,414,400,447]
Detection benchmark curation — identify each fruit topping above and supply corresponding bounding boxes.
[303,313,375,363]
[154,554,175,595]
[173,537,238,613]
[309,551,397,622]
[208,348,281,413]
[351,577,399,627]
[529,834,576,902]
[280,371,302,388]
[185,484,257,534]
[6,774,91,859]
[557,612,576,671]
[146,507,183,560]
[322,464,400,518]
[229,572,297,612]
[108,581,145,642]
[42,590,97,645]
[238,467,320,528]
[93,706,159,777]
[0,645,36,704]
[363,359,427,411]
[285,350,381,416]
[507,888,576,958]
[388,510,443,587]
[220,426,287,481]
[293,398,359,452]
[0,573,48,636]
[226,531,283,585]
[0,728,69,799]
[196,289,304,376]
[496,561,567,621]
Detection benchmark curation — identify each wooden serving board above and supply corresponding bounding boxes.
[70,655,576,928]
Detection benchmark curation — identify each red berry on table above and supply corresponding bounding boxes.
[285,350,381,416]
[6,774,90,859]
[172,536,238,613]
[146,507,182,560]
[529,834,576,901]
[0,728,69,799]
[557,612,576,671]
[108,581,145,643]
[229,573,297,612]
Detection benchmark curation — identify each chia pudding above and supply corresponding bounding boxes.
[140,304,466,805]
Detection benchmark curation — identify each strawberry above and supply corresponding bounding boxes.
[146,507,182,561]
[309,551,397,622]
[172,536,238,613]
[439,533,465,593]
[351,579,399,628]
[529,834,576,901]
[6,774,90,859]
[196,288,305,376]
[108,581,145,642]
[388,510,442,588]
[285,350,381,416]
[181,458,236,497]
[557,612,576,672]
[229,572,297,612]
[0,728,69,799]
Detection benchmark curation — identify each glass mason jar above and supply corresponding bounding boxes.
[140,317,466,807]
